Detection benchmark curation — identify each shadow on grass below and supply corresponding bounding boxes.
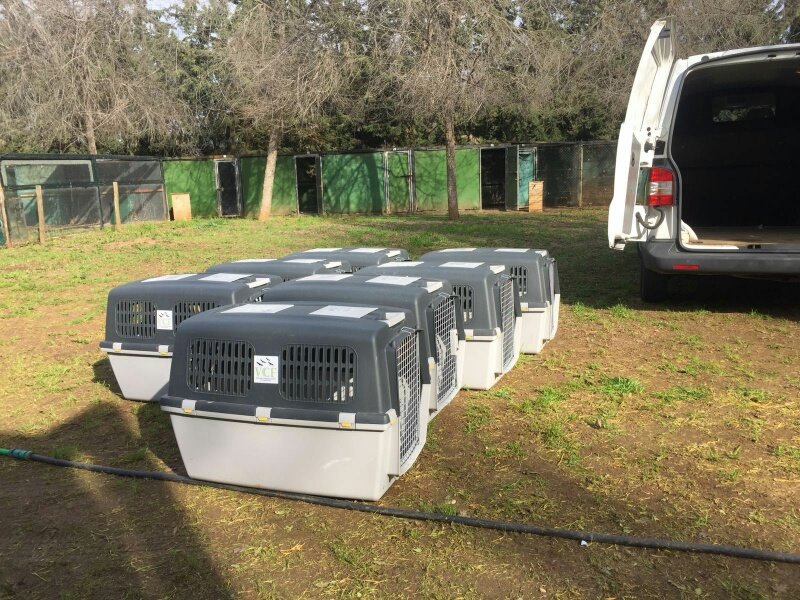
[0,403,233,599]
[91,357,121,396]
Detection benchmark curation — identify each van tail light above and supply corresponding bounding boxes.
[647,167,674,206]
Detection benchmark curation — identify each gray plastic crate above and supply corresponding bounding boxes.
[99,273,281,401]
[262,274,465,415]
[282,247,410,272]
[420,248,560,353]
[160,301,428,500]
[206,258,351,281]
[359,262,521,390]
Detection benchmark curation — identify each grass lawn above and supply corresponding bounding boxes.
[1,208,799,599]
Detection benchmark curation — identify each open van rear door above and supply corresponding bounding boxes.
[608,19,676,250]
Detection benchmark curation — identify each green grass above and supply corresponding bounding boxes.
[1,209,798,599]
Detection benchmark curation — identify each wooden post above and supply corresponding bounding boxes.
[112,181,122,230]
[35,185,46,244]
[0,181,11,248]
[576,143,584,208]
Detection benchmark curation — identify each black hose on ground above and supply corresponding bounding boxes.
[3,447,800,565]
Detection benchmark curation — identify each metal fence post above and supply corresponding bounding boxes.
[113,181,122,230]
[35,185,46,244]
[0,181,11,248]
[577,143,584,208]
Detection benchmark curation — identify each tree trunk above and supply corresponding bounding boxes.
[444,114,459,221]
[788,0,800,43]
[259,128,282,221]
[85,111,97,155]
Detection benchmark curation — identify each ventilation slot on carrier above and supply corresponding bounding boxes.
[173,301,218,329]
[115,300,156,339]
[186,338,254,397]
[451,284,474,323]
[396,331,422,465]
[509,265,528,296]
[499,279,515,369]
[433,296,459,407]
[280,345,356,404]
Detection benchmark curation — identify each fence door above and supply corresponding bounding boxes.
[517,149,535,209]
[504,146,519,210]
[386,151,412,213]
[215,160,241,217]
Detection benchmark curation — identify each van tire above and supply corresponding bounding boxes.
[640,263,669,302]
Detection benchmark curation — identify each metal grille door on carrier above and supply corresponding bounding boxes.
[396,330,422,466]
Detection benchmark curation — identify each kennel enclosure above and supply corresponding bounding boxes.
[100,273,280,401]
[261,274,465,414]
[359,262,521,390]
[160,302,427,500]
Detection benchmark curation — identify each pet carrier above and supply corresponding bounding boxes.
[261,274,465,415]
[420,248,560,353]
[100,273,280,401]
[359,262,521,390]
[282,247,410,272]
[205,258,351,281]
[160,302,427,500]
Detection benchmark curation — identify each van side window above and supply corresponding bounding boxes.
[712,93,776,123]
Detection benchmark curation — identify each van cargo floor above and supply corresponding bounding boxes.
[690,227,800,247]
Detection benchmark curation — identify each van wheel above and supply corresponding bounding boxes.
[640,264,669,302]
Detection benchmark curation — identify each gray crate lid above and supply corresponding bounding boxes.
[163,301,417,421]
[260,274,465,379]
[282,247,410,270]
[101,273,281,351]
[206,258,351,280]
[358,262,518,334]
[420,248,555,307]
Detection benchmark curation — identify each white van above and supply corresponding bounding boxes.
[608,20,800,301]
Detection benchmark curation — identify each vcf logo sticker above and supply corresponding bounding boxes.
[254,355,279,384]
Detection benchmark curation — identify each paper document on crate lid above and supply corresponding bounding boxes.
[438,261,484,269]
[304,247,341,252]
[310,305,378,318]
[366,275,420,286]
[142,274,196,282]
[299,274,352,282]
[199,273,250,282]
[349,247,386,253]
[379,261,423,267]
[223,304,293,314]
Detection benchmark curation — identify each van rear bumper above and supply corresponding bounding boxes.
[639,241,800,277]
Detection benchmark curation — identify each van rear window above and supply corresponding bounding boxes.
[712,93,776,123]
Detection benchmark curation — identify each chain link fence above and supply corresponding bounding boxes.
[533,141,615,208]
[0,156,167,246]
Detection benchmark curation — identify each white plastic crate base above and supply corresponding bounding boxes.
[461,320,522,390]
[166,404,427,501]
[551,293,561,339]
[105,352,171,401]
[520,306,549,354]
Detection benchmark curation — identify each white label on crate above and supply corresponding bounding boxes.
[378,261,422,267]
[234,258,275,263]
[223,304,292,314]
[536,250,548,257]
[490,265,506,274]
[439,261,484,269]
[305,247,341,252]
[387,250,402,257]
[254,355,279,384]
[199,273,250,283]
[323,261,343,269]
[440,248,475,252]
[496,248,528,253]
[246,277,272,288]
[349,247,385,253]
[299,274,352,282]
[366,275,419,286]
[311,305,377,318]
[143,274,195,282]
[422,280,443,293]
[156,310,173,330]
[285,258,324,264]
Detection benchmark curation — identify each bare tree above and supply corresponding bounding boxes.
[379,0,536,220]
[0,0,186,154]
[224,1,359,220]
